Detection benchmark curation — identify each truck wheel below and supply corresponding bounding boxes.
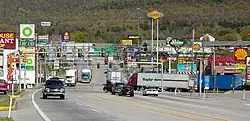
[111,90,115,95]
[103,87,106,91]
[130,91,134,97]
[3,91,7,95]
[43,94,47,99]
[119,91,122,96]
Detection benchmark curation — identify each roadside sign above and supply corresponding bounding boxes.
[20,24,35,39]
[41,22,51,27]
[246,57,250,66]
[204,76,210,89]
[147,10,164,20]
[122,40,132,46]
[0,32,16,49]
[19,39,36,47]
[128,35,141,39]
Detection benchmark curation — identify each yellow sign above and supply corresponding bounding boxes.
[193,42,202,53]
[122,40,132,45]
[235,64,246,69]
[147,10,164,20]
[234,48,248,61]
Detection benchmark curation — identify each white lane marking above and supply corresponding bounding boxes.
[76,103,83,106]
[32,88,52,121]
[91,109,101,113]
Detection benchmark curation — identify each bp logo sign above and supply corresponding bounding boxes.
[169,38,186,49]
[20,24,35,39]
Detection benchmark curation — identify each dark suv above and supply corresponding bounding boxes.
[42,79,65,99]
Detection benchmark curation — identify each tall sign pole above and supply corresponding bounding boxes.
[147,10,164,72]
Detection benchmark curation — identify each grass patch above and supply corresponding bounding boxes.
[12,90,25,95]
[0,96,15,106]
[0,117,14,121]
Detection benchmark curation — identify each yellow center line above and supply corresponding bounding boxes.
[85,93,197,121]
[90,86,229,121]
[120,95,229,121]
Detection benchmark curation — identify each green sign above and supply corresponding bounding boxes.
[169,38,186,48]
[25,66,34,70]
[19,39,36,47]
[94,48,102,54]
[25,57,34,70]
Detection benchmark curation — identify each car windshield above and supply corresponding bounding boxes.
[45,80,64,86]
[115,83,125,88]
[0,79,5,83]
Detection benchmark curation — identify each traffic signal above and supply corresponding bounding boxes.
[143,42,148,51]
[109,63,112,68]
[78,49,82,57]
[120,63,123,68]
[39,48,45,58]
[57,48,61,57]
[97,63,100,69]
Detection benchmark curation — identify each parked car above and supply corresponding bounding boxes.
[42,79,66,99]
[142,87,158,96]
[0,79,8,94]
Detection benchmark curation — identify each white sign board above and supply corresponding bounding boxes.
[193,42,202,53]
[20,24,35,39]
[41,22,51,27]
[247,57,250,66]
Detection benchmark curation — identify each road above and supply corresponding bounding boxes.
[33,57,250,121]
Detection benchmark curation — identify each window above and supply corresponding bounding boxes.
[0,79,5,83]
[45,80,63,86]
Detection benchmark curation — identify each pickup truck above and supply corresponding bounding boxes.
[111,82,125,95]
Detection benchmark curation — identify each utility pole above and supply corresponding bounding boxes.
[137,8,140,46]
[191,29,195,75]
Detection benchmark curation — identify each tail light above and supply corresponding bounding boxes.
[4,81,8,88]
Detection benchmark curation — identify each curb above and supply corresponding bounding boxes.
[0,99,17,111]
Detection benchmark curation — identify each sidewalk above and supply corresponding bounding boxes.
[0,89,43,121]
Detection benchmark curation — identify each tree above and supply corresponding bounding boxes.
[71,31,86,43]
[240,26,250,40]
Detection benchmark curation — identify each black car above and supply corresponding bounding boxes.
[42,79,66,99]
[118,86,134,97]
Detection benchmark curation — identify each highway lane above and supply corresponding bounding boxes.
[34,57,250,121]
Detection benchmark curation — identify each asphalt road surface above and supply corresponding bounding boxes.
[33,57,250,121]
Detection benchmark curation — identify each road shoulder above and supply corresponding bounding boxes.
[11,89,44,121]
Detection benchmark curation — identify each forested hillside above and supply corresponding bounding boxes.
[1,0,250,42]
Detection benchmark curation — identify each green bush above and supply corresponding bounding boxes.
[0,117,14,121]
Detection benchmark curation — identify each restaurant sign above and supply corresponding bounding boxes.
[0,32,16,49]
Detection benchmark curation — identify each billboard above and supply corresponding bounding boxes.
[207,55,235,66]
[122,40,132,45]
[20,24,35,39]
[0,32,16,49]
[234,47,248,61]
[177,64,197,72]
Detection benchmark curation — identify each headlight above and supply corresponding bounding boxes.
[45,88,50,92]
[60,88,65,92]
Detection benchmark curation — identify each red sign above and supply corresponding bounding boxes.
[208,55,235,66]
[0,32,16,49]
[234,47,248,61]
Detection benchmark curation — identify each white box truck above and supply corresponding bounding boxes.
[65,69,78,86]
[128,73,193,91]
